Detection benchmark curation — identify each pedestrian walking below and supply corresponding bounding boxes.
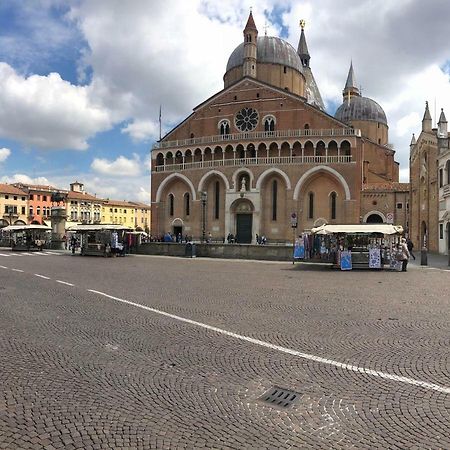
[406,238,415,260]
[399,238,411,272]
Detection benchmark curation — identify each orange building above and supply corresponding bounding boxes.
[13,183,67,225]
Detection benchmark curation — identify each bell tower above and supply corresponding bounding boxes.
[243,10,258,78]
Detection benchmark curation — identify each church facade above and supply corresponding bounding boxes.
[409,103,450,255]
[151,12,407,243]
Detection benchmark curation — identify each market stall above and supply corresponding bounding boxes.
[2,225,51,251]
[68,224,132,257]
[303,224,404,270]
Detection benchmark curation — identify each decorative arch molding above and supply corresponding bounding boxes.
[256,168,292,190]
[155,173,197,203]
[293,166,351,200]
[198,170,230,192]
[363,211,386,223]
[232,167,255,190]
[171,217,184,226]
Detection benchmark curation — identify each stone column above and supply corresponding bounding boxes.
[51,206,67,250]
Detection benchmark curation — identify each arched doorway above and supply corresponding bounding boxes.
[172,218,183,239]
[230,199,254,244]
[366,214,384,223]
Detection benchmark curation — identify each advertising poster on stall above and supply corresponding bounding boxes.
[369,248,381,269]
[293,240,305,259]
[340,250,352,270]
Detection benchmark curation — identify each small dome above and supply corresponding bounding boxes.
[226,36,303,73]
[335,96,387,125]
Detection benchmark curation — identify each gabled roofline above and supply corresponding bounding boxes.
[160,77,350,143]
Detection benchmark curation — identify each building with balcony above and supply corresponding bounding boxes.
[66,182,103,227]
[157,13,404,242]
[0,184,28,227]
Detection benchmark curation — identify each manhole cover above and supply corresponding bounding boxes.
[259,386,300,408]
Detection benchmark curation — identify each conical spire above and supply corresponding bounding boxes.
[345,61,357,91]
[438,108,448,137]
[297,21,310,67]
[244,10,257,32]
[410,133,416,146]
[423,101,432,121]
[342,61,360,101]
[422,101,432,132]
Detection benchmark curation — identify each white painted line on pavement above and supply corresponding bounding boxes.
[43,251,60,255]
[34,274,50,280]
[11,268,24,272]
[87,288,450,395]
[0,253,11,257]
[56,280,74,286]
[0,265,8,269]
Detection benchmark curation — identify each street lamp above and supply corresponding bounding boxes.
[7,206,14,245]
[201,191,207,243]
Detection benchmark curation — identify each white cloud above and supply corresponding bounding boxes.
[0,63,111,150]
[91,154,142,176]
[121,119,159,142]
[0,147,11,163]
[0,173,50,185]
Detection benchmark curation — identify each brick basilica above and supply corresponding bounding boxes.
[150,12,409,243]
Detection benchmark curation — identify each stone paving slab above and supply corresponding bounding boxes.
[0,253,449,448]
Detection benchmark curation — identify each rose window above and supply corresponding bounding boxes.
[235,108,259,132]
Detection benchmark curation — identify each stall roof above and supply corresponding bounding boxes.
[311,224,403,235]
[68,224,132,232]
[2,225,51,232]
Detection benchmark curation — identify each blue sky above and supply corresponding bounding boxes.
[1,0,450,199]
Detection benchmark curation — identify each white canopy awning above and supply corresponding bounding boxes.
[2,225,51,232]
[311,224,404,235]
[68,224,132,232]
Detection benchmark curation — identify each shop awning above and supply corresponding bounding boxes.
[67,224,132,232]
[2,225,51,232]
[311,224,404,235]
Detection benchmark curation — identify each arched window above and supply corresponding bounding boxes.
[330,192,337,220]
[219,120,230,135]
[168,194,174,217]
[272,180,278,221]
[446,160,450,185]
[308,192,314,219]
[184,193,190,217]
[304,124,310,130]
[214,181,220,220]
[264,116,275,132]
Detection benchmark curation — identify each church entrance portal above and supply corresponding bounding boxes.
[173,225,182,238]
[366,213,384,223]
[236,214,252,243]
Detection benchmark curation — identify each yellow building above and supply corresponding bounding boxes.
[0,183,28,227]
[130,202,151,232]
[101,199,136,228]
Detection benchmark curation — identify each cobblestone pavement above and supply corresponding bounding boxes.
[0,251,449,449]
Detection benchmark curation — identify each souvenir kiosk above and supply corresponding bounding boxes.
[2,224,51,251]
[310,224,404,270]
[68,224,131,257]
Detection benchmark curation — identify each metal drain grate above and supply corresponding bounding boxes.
[259,386,299,408]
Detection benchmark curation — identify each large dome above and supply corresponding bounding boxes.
[226,36,303,73]
[335,96,387,125]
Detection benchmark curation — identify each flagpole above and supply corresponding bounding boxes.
[159,105,162,140]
